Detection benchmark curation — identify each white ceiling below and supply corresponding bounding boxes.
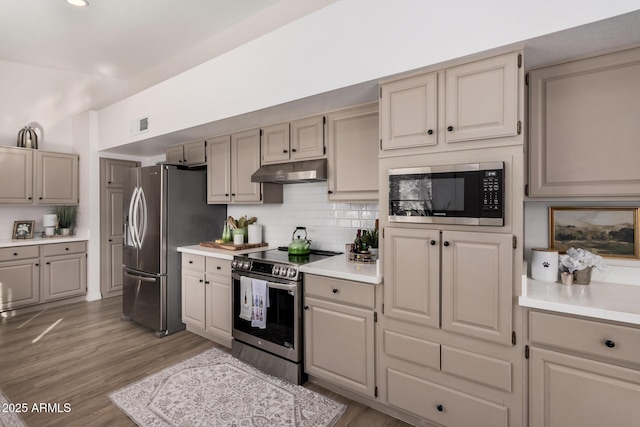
[0,0,335,82]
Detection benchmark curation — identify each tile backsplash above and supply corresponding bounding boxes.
[227,182,379,253]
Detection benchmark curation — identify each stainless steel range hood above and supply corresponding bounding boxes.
[251,159,327,183]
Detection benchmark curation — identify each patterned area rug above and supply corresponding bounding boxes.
[0,389,26,427]
[109,347,346,426]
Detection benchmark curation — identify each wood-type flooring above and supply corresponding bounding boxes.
[0,297,409,426]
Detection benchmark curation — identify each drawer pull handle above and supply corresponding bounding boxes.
[304,306,309,310]
[332,288,338,294]
[13,252,18,256]
[205,281,210,284]
[189,260,193,264]
[216,266,221,270]
[65,247,70,251]
[436,404,444,412]
[604,340,616,348]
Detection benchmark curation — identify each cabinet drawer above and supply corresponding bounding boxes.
[305,275,375,309]
[441,346,512,392]
[387,368,508,427]
[529,311,640,366]
[182,253,204,270]
[0,246,39,261]
[383,330,440,370]
[205,257,231,278]
[43,241,86,257]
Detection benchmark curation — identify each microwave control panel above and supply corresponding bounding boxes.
[481,169,503,218]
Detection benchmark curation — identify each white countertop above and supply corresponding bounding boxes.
[299,255,382,285]
[177,244,275,260]
[519,276,640,326]
[0,231,89,248]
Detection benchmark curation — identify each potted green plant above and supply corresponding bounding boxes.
[52,206,77,235]
[361,228,379,257]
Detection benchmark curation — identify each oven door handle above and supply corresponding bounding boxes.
[266,282,297,292]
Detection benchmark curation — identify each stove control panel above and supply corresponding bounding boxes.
[273,265,298,279]
[231,259,252,271]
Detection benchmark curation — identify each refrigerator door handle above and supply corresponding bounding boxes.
[138,186,148,248]
[124,271,158,282]
[131,187,142,249]
[127,187,137,248]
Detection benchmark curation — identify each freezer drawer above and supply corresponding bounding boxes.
[123,268,166,335]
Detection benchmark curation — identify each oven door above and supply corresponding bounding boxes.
[231,271,301,363]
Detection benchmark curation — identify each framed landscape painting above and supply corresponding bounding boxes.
[549,207,639,259]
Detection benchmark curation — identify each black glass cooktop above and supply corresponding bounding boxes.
[242,248,342,266]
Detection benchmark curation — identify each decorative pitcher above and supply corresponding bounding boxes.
[17,126,38,149]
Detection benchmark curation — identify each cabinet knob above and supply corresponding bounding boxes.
[205,281,210,284]
[199,279,204,283]
[604,340,616,348]
[430,240,436,245]
[65,247,70,251]
[447,126,454,132]
[39,197,43,200]
[231,193,236,197]
[283,149,288,153]
[332,288,339,294]
[427,129,434,135]
[225,193,229,197]
[35,263,39,267]
[108,239,113,242]
[46,262,50,265]
[189,260,193,264]
[436,404,444,412]
[443,241,450,247]
[107,181,112,184]
[304,306,309,310]
[13,252,18,256]
[327,190,333,194]
[216,266,221,270]
[291,148,297,153]
[28,197,32,200]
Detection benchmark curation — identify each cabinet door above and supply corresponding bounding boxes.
[165,145,184,165]
[206,135,232,203]
[0,260,39,310]
[184,140,206,166]
[231,129,261,203]
[441,231,512,345]
[327,104,379,201]
[42,254,86,301]
[445,52,519,143]
[380,73,437,150]
[0,146,33,204]
[383,227,440,328]
[304,296,375,397]
[181,269,205,329]
[103,158,140,188]
[35,151,79,205]
[291,116,325,160]
[261,123,290,164]
[529,48,640,197]
[105,188,124,295]
[205,276,231,338]
[530,347,640,427]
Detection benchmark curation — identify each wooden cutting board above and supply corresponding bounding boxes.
[199,241,268,251]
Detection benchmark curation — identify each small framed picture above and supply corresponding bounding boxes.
[549,207,639,259]
[12,220,35,239]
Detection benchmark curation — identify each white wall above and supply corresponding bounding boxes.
[227,182,378,253]
[98,0,640,152]
[0,60,128,239]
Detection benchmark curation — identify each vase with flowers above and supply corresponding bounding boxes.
[558,247,605,285]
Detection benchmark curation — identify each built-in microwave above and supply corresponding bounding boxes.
[388,162,504,226]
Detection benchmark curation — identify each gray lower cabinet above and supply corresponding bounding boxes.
[181,253,232,347]
[303,274,376,398]
[0,242,87,312]
[528,310,640,427]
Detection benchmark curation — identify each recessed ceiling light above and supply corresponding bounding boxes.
[66,0,89,7]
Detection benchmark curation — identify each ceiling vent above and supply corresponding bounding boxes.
[130,116,149,136]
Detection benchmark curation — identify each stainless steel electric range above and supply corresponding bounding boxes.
[231,247,341,384]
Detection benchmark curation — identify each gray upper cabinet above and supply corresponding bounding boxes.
[380,52,521,153]
[529,47,640,197]
[326,103,379,202]
[165,140,206,166]
[0,146,78,205]
[261,116,325,164]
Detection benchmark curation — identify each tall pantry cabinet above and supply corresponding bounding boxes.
[377,51,525,427]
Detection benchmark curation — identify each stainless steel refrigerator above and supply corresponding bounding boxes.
[122,165,226,337]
